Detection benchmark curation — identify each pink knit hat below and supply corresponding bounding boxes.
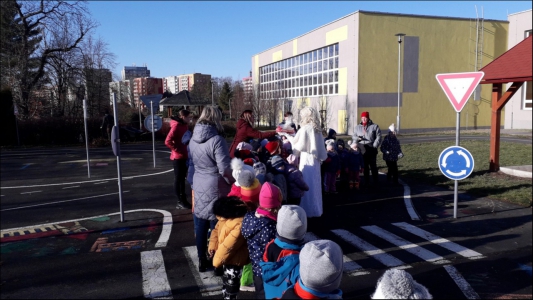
[257,182,282,221]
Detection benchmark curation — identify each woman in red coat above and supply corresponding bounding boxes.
[228,110,277,158]
[165,109,193,209]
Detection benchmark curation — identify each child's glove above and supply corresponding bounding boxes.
[208,249,215,259]
[398,152,404,159]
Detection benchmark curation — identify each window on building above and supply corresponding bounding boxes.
[524,81,532,110]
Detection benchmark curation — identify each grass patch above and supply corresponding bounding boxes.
[378,140,532,207]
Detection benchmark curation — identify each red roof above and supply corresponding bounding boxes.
[480,35,532,84]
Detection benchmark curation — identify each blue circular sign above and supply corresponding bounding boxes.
[438,146,475,180]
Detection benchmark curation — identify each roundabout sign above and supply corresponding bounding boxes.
[438,146,474,180]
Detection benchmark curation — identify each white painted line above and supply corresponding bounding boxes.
[1,208,173,251]
[1,169,173,189]
[20,191,42,194]
[444,265,479,299]
[392,222,484,259]
[399,179,420,221]
[141,250,173,299]
[361,225,450,264]
[1,191,130,212]
[183,246,222,296]
[93,181,108,185]
[330,229,410,269]
[62,186,80,189]
[304,232,369,276]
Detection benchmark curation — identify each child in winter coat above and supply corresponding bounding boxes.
[237,170,262,211]
[241,182,283,299]
[208,196,251,300]
[280,240,344,299]
[323,139,340,194]
[336,139,350,190]
[253,161,267,184]
[228,158,255,199]
[380,124,403,184]
[271,155,309,206]
[347,140,365,190]
[261,205,307,299]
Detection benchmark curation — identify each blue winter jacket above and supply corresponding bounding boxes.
[260,238,303,299]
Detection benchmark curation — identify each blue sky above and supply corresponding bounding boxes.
[88,1,531,81]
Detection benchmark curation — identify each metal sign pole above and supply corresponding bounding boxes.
[151,100,156,168]
[454,112,460,219]
[83,99,91,178]
[113,93,125,222]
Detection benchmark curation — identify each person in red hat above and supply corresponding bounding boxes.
[352,111,382,188]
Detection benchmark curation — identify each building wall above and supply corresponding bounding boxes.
[504,9,532,129]
[252,10,509,135]
[357,12,508,133]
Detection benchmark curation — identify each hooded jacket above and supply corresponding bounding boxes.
[286,165,309,199]
[188,122,234,220]
[229,119,277,158]
[208,197,250,267]
[261,238,303,299]
[165,118,188,160]
[380,134,403,162]
[352,119,382,149]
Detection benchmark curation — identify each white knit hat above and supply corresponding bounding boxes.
[389,123,396,133]
[231,157,254,187]
[372,269,432,299]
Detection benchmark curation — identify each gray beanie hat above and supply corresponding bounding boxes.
[276,205,307,241]
[371,269,432,299]
[300,240,343,293]
[238,169,256,188]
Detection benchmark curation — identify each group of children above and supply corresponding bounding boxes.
[322,129,365,194]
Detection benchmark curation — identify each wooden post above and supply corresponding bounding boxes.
[489,82,524,172]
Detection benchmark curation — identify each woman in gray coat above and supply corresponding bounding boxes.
[188,106,234,272]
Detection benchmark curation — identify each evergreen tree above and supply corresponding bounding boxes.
[218,82,232,111]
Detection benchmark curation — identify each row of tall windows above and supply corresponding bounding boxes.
[259,44,339,100]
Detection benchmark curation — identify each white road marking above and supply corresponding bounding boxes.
[330,229,410,269]
[1,191,130,212]
[1,169,172,189]
[444,265,480,299]
[93,181,108,185]
[392,222,484,259]
[62,186,80,189]
[141,250,173,299]
[361,225,450,264]
[304,232,369,276]
[0,209,174,248]
[400,180,421,220]
[183,246,222,296]
[20,191,42,194]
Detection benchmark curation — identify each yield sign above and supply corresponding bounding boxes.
[436,72,484,112]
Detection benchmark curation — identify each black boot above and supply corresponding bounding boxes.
[176,199,192,209]
[199,257,208,272]
[214,266,224,276]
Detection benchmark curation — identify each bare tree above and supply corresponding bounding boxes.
[316,95,332,131]
[5,0,97,119]
[231,81,247,120]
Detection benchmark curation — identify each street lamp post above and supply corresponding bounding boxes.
[395,33,406,134]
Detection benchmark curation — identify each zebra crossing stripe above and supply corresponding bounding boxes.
[330,229,410,269]
[361,225,450,264]
[140,250,173,299]
[304,232,369,276]
[392,222,484,260]
[444,265,480,299]
[183,246,222,296]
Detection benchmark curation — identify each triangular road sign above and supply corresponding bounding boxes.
[436,72,484,112]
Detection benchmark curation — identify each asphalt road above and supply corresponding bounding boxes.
[0,136,531,299]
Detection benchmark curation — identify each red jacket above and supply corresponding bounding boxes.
[229,119,277,158]
[164,119,188,160]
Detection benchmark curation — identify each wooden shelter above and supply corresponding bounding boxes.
[479,35,532,171]
[159,90,211,117]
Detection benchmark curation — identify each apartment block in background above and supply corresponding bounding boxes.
[243,70,253,98]
[178,73,212,92]
[163,76,179,94]
[122,65,150,81]
[133,77,163,108]
[109,80,132,105]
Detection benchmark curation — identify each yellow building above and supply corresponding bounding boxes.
[251,10,509,134]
